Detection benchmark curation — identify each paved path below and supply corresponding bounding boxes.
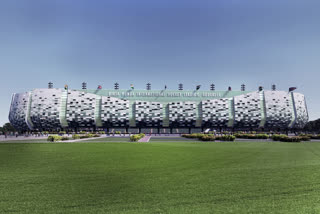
[0,135,48,141]
[62,136,109,143]
[138,136,151,142]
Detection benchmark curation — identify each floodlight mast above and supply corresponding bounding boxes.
[114,82,119,90]
[241,84,245,91]
[146,83,151,90]
[210,84,215,91]
[82,82,87,90]
[178,83,183,90]
[48,82,53,89]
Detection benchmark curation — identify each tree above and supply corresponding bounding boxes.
[304,119,320,133]
[2,123,16,133]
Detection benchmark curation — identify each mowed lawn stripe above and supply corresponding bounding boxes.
[1,142,320,213]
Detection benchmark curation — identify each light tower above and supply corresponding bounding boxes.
[241,84,245,91]
[48,82,53,89]
[146,83,151,90]
[178,83,183,91]
[210,84,215,91]
[272,84,276,91]
[114,82,119,90]
[82,82,87,90]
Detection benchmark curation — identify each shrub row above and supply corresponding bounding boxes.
[271,134,310,142]
[216,135,236,141]
[130,133,146,142]
[78,134,101,139]
[234,133,269,139]
[47,135,71,142]
[47,134,100,142]
[182,133,236,142]
[300,134,320,139]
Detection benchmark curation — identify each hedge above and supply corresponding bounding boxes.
[182,134,236,142]
[47,135,62,142]
[199,135,215,141]
[130,133,146,142]
[182,133,206,139]
[216,135,236,141]
[271,134,310,142]
[72,134,80,139]
[234,133,269,139]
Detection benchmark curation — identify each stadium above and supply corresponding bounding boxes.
[8,85,309,133]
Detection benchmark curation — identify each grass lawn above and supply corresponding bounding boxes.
[150,137,197,142]
[1,141,320,213]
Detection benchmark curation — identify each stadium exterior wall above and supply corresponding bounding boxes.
[8,88,309,132]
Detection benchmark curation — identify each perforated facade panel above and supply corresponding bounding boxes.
[169,101,196,127]
[101,96,129,127]
[293,93,309,129]
[30,89,63,130]
[202,99,230,127]
[8,93,29,131]
[66,90,97,128]
[234,92,262,128]
[135,101,163,127]
[264,91,292,129]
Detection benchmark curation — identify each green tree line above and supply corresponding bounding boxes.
[304,118,320,133]
[0,123,16,133]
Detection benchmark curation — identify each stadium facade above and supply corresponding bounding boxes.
[9,88,308,133]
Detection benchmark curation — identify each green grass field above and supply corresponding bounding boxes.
[1,141,320,213]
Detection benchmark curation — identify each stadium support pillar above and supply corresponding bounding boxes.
[139,127,141,134]
[25,91,34,130]
[227,97,235,128]
[259,91,267,128]
[188,128,191,134]
[158,128,160,134]
[288,92,297,128]
[59,90,68,128]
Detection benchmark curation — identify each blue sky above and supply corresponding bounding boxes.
[0,0,319,125]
